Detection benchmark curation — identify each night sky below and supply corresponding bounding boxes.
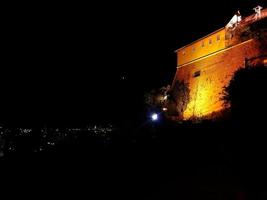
[1,0,265,126]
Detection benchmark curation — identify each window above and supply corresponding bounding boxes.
[193,71,201,78]
[209,38,212,45]
[217,34,220,41]
[202,41,205,47]
[225,33,232,40]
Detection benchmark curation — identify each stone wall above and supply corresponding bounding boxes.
[173,38,267,119]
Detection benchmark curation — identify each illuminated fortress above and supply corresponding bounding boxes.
[172,6,267,119]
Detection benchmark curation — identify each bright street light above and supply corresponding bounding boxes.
[151,113,158,121]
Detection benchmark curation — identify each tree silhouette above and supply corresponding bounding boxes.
[223,65,267,124]
[144,85,170,115]
[167,80,190,118]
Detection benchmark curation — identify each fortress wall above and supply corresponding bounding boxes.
[173,38,265,119]
[177,29,226,66]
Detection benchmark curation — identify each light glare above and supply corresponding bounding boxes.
[151,113,158,121]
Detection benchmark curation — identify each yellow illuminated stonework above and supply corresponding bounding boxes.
[177,28,226,67]
[172,8,267,119]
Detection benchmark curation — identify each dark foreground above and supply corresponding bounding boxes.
[0,120,266,200]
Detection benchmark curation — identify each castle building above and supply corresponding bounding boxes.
[172,7,267,119]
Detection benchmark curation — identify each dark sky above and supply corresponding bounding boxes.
[1,1,265,126]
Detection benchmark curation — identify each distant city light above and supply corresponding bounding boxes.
[151,113,158,121]
[0,124,115,156]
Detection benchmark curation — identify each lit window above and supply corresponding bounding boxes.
[209,38,212,45]
[217,35,220,41]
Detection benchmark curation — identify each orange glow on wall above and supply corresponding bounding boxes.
[177,28,226,66]
[172,9,267,119]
